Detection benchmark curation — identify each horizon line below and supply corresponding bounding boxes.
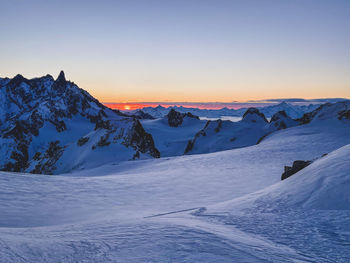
[102,98,349,111]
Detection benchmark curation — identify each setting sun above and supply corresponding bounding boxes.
[124,105,130,110]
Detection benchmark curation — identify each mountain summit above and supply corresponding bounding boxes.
[56,70,66,83]
[0,72,160,174]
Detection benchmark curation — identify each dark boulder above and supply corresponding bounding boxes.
[281,160,312,180]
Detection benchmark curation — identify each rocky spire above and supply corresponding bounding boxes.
[56,70,66,83]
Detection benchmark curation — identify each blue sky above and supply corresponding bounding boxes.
[1,0,349,102]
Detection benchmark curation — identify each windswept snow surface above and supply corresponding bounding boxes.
[1,120,350,262]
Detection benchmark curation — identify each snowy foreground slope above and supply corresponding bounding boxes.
[1,116,350,262]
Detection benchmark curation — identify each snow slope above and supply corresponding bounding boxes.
[1,115,350,262]
[141,115,207,156]
[186,109,298,155]
[208,143,350,213]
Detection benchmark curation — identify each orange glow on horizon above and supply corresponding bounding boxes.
[108,103,153,111]
[103,102,253,111]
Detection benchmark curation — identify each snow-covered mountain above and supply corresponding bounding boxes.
[298,100,350,124]
[141,109,207,156]
[259,101,319,119]
[0,72,159,174]
[142,108,300,157]
[142,101,350,157]
[134,101,324,119]
[185,108,298,154]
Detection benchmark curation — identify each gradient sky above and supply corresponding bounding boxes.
[1,0,349,102]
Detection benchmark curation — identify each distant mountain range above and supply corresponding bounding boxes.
[129,99,348,119]
[1,72,349,174]
[140,101,350,157]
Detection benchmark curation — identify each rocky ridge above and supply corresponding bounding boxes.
[0,71,160,174]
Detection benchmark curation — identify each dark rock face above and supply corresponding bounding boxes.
[338,109,350,120]
[167,109,199,127]
[269,110,296,130]
[242,108,268,123]
[184,140,195,154]
[297,107,322,124]
[184,121,210,154]
[214,119,223,133]
[0,71,160,174]
[270,110,287,121]
[31,141,65,174]
[97,134,111,147]
[184,112,199,120]
[77,137,89,146]
[281,160,312,180]
[5,143,29,172]
[167,109,184,127]
[126,120,160,158]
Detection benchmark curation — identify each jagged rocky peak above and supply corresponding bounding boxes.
[56,70,66,83]
[167,109,199,127]
[269,110,297,130]
[0,72,160,174]
[242,108,268,123]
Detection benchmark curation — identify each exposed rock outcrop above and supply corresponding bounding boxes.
[242,108,268,123]
[338,109,350,121]
[281,160,312,180]
[167,109,199,127]
[269,110,298,131]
